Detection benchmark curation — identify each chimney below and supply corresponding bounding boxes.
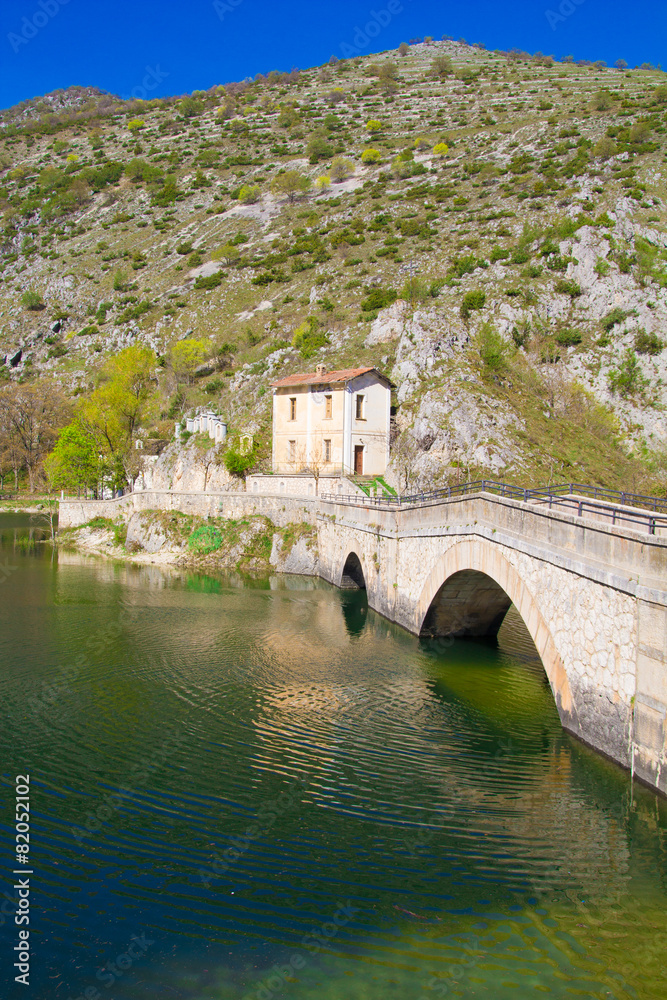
[315,363,326,378]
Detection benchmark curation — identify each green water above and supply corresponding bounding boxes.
[0,514,665,1000]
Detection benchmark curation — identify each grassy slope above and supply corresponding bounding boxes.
[1,42,667,491]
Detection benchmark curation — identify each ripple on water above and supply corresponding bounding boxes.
[1,526,666,1000]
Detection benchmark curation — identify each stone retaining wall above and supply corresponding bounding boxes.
[58,491,319,529]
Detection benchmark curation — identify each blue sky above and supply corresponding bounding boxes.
[1,0,665,109]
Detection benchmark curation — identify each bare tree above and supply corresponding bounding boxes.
[0,383,69,492]
[289,440,308,475]
[0,398,25,490]
[391,432,420,493]
[305,437,329,495]
[31,496,58,545]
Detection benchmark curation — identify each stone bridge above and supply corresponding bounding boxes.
[316,492,667,796]
[58,486,667,795]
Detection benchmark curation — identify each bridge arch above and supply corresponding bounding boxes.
[340,551,367,590]
[416,539,577,726]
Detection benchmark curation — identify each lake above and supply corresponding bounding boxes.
[0,513,665,1000]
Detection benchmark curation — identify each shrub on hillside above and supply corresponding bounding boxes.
[460,289,486,319]
[306,136,334,163]
[360,287,397,312]
[170,339,210,382]
[21,290,44,310]
[151,179,180,206]
[477,323,510,372]
[431,55,453,78]
[239,184,260,204]
[330,157,354,183]
[556,328,583,346]
[194,272,222,290]
[600,308,628,332]
[224,444,256,476]
[292,318,330,358]
[449,254,478,278]
[401,277,429,304]
[554,278,582,298]
[188,524,223,554]
[634,329,664,355]
[271,170,311,202]
[608,349,647,397]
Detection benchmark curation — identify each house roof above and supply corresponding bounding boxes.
[271,366,394,389]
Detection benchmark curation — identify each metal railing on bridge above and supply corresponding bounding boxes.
[320,479,667,536]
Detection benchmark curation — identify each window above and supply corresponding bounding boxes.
[324,394,332,419]
[289,397,297,420]
[355,394,365,419]
[288,440,296,461]
[324,439,331,462]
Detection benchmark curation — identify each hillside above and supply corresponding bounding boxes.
[2,39,667,493]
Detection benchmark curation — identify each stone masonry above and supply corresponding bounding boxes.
[317,493,667,796]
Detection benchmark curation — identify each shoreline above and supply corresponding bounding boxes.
[56,511,320,579]
[0,503,55,514]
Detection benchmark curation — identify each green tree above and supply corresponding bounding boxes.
[188,524,223,553]
[477,323,510,372]
[113,269,129,291]
[593,136,617,160]
[361,148,381,164]
[594,90,615,111]
[306,135,333,163]
[238,184,260,204]
[79,345,157,489]
[224,441,256,476]
[170,339,210,383]
[44,421,101,494]
[271,170,312,203]
[212,243,241,265]
[292,318,330,358]
[330,156,354,183]
[401,277,428,304]
[431,55,453,77]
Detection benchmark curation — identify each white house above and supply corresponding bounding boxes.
[270,365,393,477]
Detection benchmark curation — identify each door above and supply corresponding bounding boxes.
[354,445,364,475]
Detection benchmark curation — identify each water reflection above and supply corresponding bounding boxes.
[340,588,368,638]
